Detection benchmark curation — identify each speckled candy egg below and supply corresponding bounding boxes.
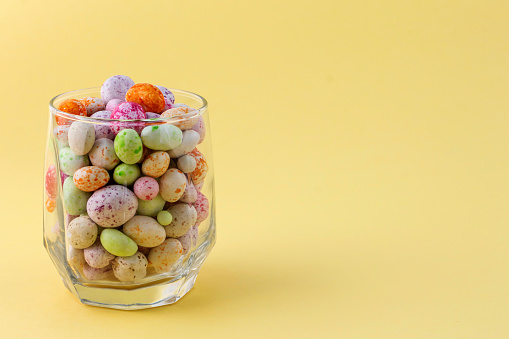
[141,151,170,178]
[88,138,120,170]
[63,177,92,215]
[87,185,138,228]
[110,102,146,135]
[194,191,210,224]
[136,194,166,217]
[81,97,105,116]
[125,83,165,113]
[91,111,115,140]
[56,99,87,125]
[45,164,58,200]
[67,216,98,249]
[73,166,110,192]
[114,129,143,164]
[189,148,208,185]
[113,163,141,185]
[100,75,135,103]
[159,168,187,202]
[83,264,113,280]
[177,225,198,255]
[167,130,200,158]
[105,99,124,112]
[67,245,86,269]
[148,239,183,273]
[84,240,115,268]
[179,178,197,203]
[54,125,70,146]
[68,121,95,155]
[45,198,56,213]
[140,124,182,151]
[177,155,196,173]
[112,252,148,282]
[161,106,199,130]
[156,85,175,111]
[123,216,166,247]
[133,177,159,201]
[191,116,206,144]
[195,180,204,192]
[59,148,90,175]
[164,203,197,238]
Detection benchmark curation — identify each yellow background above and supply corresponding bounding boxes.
[1,0,508,337]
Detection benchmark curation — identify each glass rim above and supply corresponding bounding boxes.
[49,87,208,123]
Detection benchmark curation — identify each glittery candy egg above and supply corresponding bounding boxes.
[133,177,159,201]
[87,185,138,228]
[54,125,70,147]
[81,97,105,116]
[90,111,115,140]
[189,148,208,185]
[160,106,199,130]
[56,99,87,126]
[159,168,187,202]
[125,83,165,113]
[110,102,146,135]
[45,164,58,200]
[194,191,209,224]
[100,75,135,103]
[114,129,144,164]
[141,151,170,178]
[73,166,110,192]
[105,99,124,112]
[156,85,175,110]
[88,138,120,170]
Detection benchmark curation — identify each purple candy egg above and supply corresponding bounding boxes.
[106,99,124,112]
[86,185,138,228]
[156,85,175,111]
[100,75,135,103]
[146,112,161,120]
[91,110,115,140]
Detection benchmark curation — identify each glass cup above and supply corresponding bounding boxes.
[43,87,216,310]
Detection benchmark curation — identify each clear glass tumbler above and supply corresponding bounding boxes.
[43,87,215,310]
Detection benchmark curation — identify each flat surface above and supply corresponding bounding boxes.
[1,0,509,338]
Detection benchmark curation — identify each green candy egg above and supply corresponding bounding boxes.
[157,210,173,226]
[59,147,90,176]
[113,163,141,185]
[114,129,143,164]
[63,177,92,215]
[100,229,138,257]
[140,124,182,151]
[137,194,166,217]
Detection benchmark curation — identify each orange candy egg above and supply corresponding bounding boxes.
[73,166,110,192]
[160,106,199,130]
[189,148,208,185]
[56,99,87,125]
[45,198,56,213]
[125,83,165,113]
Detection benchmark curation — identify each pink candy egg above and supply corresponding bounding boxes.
[110,102,146,134]
[90,111,115,140]
[193,191,209,224]
[45,164,58,200]
[191,116,206,144]
[156,85,175,111]
[133,177,159,201]
[105,99,124,112]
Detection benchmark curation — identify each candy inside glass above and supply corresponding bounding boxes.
[43,87,215,310]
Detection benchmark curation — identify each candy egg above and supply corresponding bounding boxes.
[90,111,115,140]
[148,238,183,273]
[110,102,146,135]
[63,177,92,215]
[87,185,138,228]
[177,226,198,255]
[54,125,70,147]
[68,121,95,156]
[56,99,87,125]
[73,166,110,192]
[136,194,166,217]
[137,145,151,164]
[67,245,86,269]
[191,116,206,144]
[189,148,208,185]
[67,216,98,249]
[88,138,120,170]
[122,216,166,247]
[105,99,124,112]
[45,198,56,213]
[179,178,197,203]
[190,224,198,247]
[141,151,170,178]
[157,210,173,226]
[45,164,58,200]
[83,264,112,280]
[112,252,148,282]
[81,97,105,116]
[113,163,141,185]
[164,203,197,238]
[84,240,115,268]
[100,75,135,103]
[195,180,204,192]
[114,128,143,164]
[140,124,182,151]
[156,85,175,110]
[161,106,199,130]
[177,155,197,173]
[194,191,210,224]
[167,130,200,158]
[159,168,187,202]
[100,229,138,257]
[133,177,159,201]
[146,112,161,119]
[125,83,165,113]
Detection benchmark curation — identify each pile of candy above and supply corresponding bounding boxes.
[45,75,210,282]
